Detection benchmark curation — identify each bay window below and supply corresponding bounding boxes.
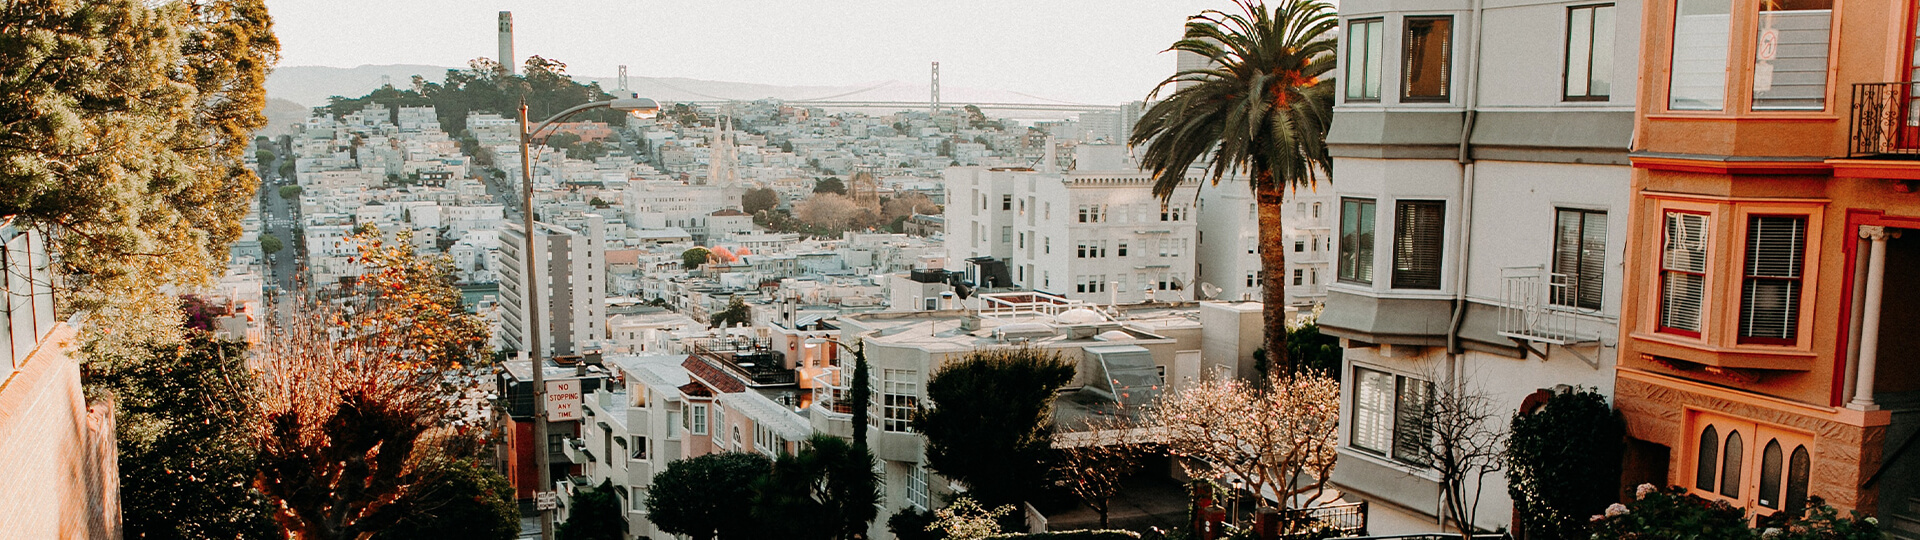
[1347,18,1385,101]
[1738,216,1806,343]
[1351,368,1433,467]
[1391,200,1445,290]
[1338,198,1376,284]
[1750,0,1832,110]
[1659,211,1710,336]
[1403,17,1454,101]
[1669,0,1731,110]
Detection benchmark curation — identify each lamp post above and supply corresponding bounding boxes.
[519,96,658,540]
[1229,477,1244,530]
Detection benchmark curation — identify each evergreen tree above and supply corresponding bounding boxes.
[556,479,627,540]
[646,452,774,540]
[753,434,883,540]
[913,347,1076,510]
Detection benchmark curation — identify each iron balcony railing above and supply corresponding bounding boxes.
[1276,501,1369,537]
[1848,82,1920,157]
[1498,266,1590,345]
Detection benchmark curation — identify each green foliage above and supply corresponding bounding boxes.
[1589,486,1752,540]
[752,434,884,539]
[682,247,711,269]
[932,497,1016,540]
[375,458,520,540]
[1284,317,1342,378]
[646,452,775,540]
[279,184,303,199]
[556,479,628,540]
[259,232,283,255]
[914,347,1076,509]
[330,56,624,136]
[1758,498,1888,540]
[279,160,297,178]
[91,334,278,539]
[743,187,782,215]
[588,196,609,209]
[1506,388,1624,540]
[256,149,276,164]
[709,296,752,329]
[889,507,943,540]
[985,531,1143,540]
[323,84,430,121]
[815,176,847,195]
[3,0,279,359]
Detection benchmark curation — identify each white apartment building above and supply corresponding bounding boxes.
[943,144,1203,305]
[1319,0,1640,530]
[1194,177,1336,306]
[500,215,608,358]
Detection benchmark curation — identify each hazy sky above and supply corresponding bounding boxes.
[263,0,1239,105]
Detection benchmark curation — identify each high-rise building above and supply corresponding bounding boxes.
[500,215,606,358]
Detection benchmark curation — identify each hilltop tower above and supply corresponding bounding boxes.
[498,12,515,75]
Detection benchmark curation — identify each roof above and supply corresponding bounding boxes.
[710,209,749,217]
[715,391,811,440]
[682,355,747,394]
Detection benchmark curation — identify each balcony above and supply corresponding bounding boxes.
[690,339,798,387]
[1848,82,1920,158]
[1497,266,1602,367]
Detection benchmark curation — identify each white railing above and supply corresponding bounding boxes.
[977,291,1087,319]
[1497,266,1591,345]
[808,367,854,417]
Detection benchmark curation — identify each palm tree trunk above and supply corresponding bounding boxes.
[1257,185,1292,376]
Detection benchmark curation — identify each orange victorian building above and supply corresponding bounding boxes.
[1618,0,1920,525]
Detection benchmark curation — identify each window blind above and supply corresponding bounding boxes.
[1750,1,1832,110]
[1739,216,1804,341]
[1403,17,1453,100]
[1552,209,1607,310]
[1660,212,1710,333]
[1392,378,1434,467]
[1351,369,1394,454]
[1392,201,1445,289]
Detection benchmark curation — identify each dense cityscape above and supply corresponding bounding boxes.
[0,1,1915,540]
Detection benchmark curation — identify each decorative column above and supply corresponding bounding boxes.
[1844,236,1868,401]
[1851,226,1896,410]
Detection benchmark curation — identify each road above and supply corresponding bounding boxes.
[256,144,300,325]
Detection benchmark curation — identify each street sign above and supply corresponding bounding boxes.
[1757,28,1779,61]
[535,491,557,510]
[546,379,581,422]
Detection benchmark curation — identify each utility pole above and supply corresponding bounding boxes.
[518,98,553,540]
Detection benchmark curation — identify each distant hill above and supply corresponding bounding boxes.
[258,98,310,138]
[266,64,1101,113]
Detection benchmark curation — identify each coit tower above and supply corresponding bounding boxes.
[498,11,515,75]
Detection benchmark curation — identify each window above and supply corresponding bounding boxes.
[1391,200,1445,289]
[880,369,918,433]
[1751,0,1832,110]
[631,435,648,461]
[1313,202,1322,218]
[907,463,930,510]
[1001,226,1012,243]
[1660,212,1710,336]
[1739,216,1805,343]
[1248,272,1258,288]
[1402,17,1454,101]
[755,424,779,456]
[1565,4,1616,99]
[1690,415,1813,515]
[1670,0,1731,110]
[1293,269,1304,286]
[548,434,565,455]
[1552,209,1608,310]
[1295,241,1306,253]
[712,405,727,447]
[1351,368,1433,467]
[1346,18,1385,101]
[1003,194,1012,210]
[633,487,648,512]
[690,404,709,435]
[1044,237,1051,254]
[1339,198,1377,284]
[1117,241,1128,257]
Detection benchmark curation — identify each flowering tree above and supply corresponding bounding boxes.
[342,226,489,368]
[1148,369,1340,509]
[249,309,465,539]
[1050,418,1153,529]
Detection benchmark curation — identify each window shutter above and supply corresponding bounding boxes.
[1392,201,1445,289]
[1660,212,1710,333]
[1739,216,1805,341]
[1351,369,1394,453]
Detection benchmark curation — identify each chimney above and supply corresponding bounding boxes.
[1041,136,1059,173]
[497,12,515,75]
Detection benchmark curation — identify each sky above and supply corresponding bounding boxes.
[262,0,1239,105]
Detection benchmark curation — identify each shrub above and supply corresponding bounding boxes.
[1590,485,1750,540]
[984,531,1143,540]
[1506,387,1624,540]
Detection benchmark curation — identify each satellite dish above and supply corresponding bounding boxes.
[1199,282,1222,300]
[1171,277,1187,290]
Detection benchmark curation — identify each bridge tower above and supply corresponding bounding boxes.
[930,61,940,114]
[618,65,629,94]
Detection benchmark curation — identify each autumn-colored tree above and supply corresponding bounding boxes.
[1149,369,1340,510]
[795,193,870,233]
[882,193,939,221]
[341,225,490,368]
[742,187,781,215]
[250,308,468,539]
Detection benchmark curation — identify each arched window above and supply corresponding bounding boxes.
[1785,445,1811,512]
[1719,431,1744,498]
[1758,439,1783,508]
[1696,425,1720,490]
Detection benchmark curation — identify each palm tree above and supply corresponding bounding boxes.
[1129,0,1336,375]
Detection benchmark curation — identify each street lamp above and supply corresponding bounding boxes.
[1229,477,1244,529]
[519,95,657,540]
